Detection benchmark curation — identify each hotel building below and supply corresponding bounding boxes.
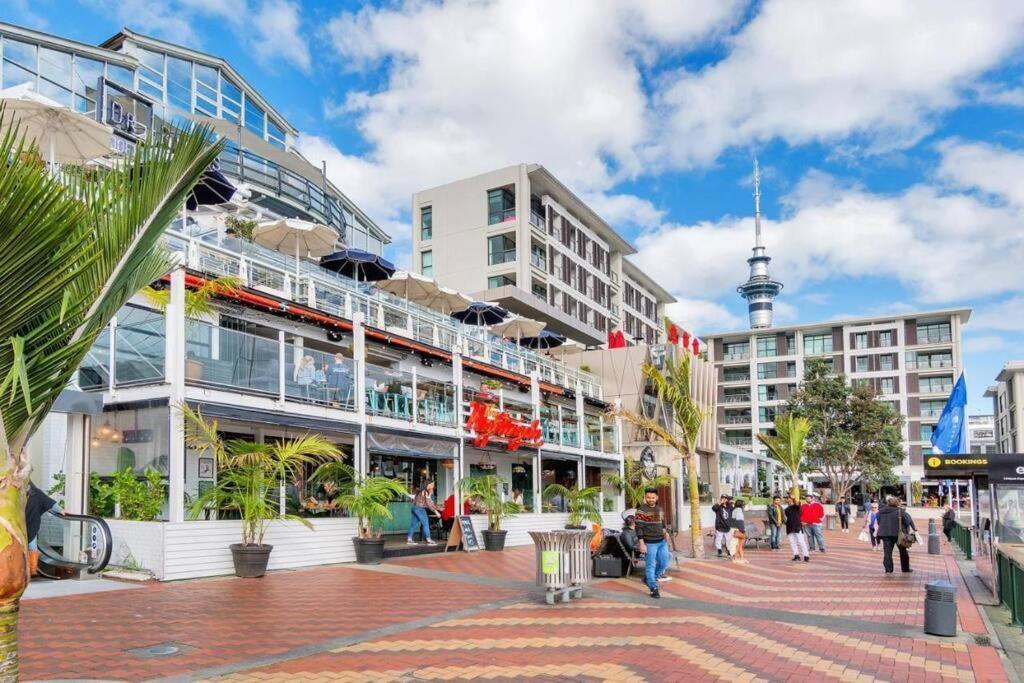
[6,22,627,580]
[986,362,1024,453]
[705,309,971,487]
[410,164,674,347]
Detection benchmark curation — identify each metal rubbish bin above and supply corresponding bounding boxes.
[529,530,593,604]
[826,514,837,531]
[924,580,957,636]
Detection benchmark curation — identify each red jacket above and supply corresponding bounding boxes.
[801,501,825,524]
[441,495,470,520]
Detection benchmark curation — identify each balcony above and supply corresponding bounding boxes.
[723,373,751,382]
[488,208,516,225]
[907,358,954,369]
[722,352,750,361]
[722,394,751,404]
[723,437,753,447]
[530,252,546,270]
[918,333,952,345]
[529,210,545,229]
[724,415,752,425]
[488,249,516,266]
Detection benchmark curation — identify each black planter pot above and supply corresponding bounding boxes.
[230,543,272,578]
[565,524,588,530]
[482,529,507,551]
[353,537,386,565]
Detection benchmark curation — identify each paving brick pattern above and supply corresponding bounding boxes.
[19,527,1010,682]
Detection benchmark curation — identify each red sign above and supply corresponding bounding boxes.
[465,401,543,452]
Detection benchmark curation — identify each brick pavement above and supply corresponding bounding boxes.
[19,526,1012,682]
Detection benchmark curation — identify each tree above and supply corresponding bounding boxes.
[787,358,903,502]
[604,458,674,509]
[0,120,221,678]
[613,352,707,558]
[757,413,812,501]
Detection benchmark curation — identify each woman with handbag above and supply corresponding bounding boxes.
[875,495,917,574]
[729,499,748,564]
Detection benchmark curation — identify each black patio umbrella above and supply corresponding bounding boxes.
[186,162,236,210]
[320,248,397,282]
[518,330,567,350]
[450,301,509,326]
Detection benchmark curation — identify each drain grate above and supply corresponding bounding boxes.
[126,641,196,659]
[973,634,991,646]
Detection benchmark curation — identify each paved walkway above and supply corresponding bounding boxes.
[19,527,1011,682]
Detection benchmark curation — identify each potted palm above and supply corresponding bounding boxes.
[605,458,674,510]
[543,484,603,529]
[183,405,344,577]
[459,475,519,551]
[334,474,409,564]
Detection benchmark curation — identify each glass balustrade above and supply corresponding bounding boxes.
[601,421,617,453]
[284,344,356,410]
[561,411,580,447]
[114,311,166,386]
[185,321,280,396]
[584,414,602,451]
[365,364,414,420]
[417,378,456,427]
[78,328,111,390]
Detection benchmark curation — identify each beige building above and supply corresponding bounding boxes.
[705,308,971,485]
[411,164,673,346]
[985,362,1024,453]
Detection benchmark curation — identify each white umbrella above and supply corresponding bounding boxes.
[419,285,472,316]
[0,85,112,166]
[377,270,442,302]
[253,218,338,277]
[491,315,546,341]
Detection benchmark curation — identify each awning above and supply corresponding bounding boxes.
[584,457,621,469]
[539,450,580,463]
[187,401,360,436]
[52,390,104,415]
[367,428,457,460]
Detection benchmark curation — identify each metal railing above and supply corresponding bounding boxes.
[530,252,546,270]
[488,208,516,225]
[722,352,750,361]
[488,249,517,265]
[167,230,603,399]
[906,358,954,369]
[723,437,753,446]
[951,521,973,560]
[724,415,752,424]
[918,333,952,344]
[723,373,750,382]
[529,210,544,228]
[723,395,751,403]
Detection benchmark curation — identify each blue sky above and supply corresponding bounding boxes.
[7,0,1024,414]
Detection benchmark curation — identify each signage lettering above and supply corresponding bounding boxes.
[464,401,543,452]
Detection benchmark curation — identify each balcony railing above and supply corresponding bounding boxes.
[530,253,546,270]
[723,437,753,447]
[724,415,752,424]
[723,374,751,382]
[529,210,544,229]
[167,230,603,399]
[723,395,751,403]
[488,208,516,225]
[722,352,750,361]
[920,384,953,395]
[907,358,954,369]
[488,249,516,265]
[918,333,953,344]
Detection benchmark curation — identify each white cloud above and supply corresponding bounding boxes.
[964,335,1009,354]
[971,296,1024,332]
[937,140,1024,207]
[252,0,311,72]
[655,0,1024,166]
[666,298,742,335]
[633,142,1024,308]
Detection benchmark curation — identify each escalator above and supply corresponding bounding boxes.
[35,509,112,579]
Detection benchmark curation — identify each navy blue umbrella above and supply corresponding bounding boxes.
[186,162,236,210]
[518,330,567,350]
[450,301,509,326]
[320,248,397,282]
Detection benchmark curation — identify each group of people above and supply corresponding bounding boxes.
[293,352,352,401]
[711,495,750,563]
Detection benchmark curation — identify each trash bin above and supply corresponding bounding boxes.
[924,580,957,636]
[928,518,941,555]
[529,530,593,604]
[826,514,837,531]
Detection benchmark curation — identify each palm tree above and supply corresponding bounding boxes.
[459,475,519,531]
[142,275,242,318]
[542,484,603,527]
[757,413,811,502]
[604,458,674,509]
[613,352,707,557]
[0,116,221,678]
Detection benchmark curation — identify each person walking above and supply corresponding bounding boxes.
[942,502,956,542]
[802,493,827,553]
[407,481,440,545]
[785,495,810,562]
[711,494,732,558]
[836,496,851,533]
[875,495,917,574]
[730,499,748,564]
[635,487,670,599]
[767,495,785,551]
[864,501,881,550]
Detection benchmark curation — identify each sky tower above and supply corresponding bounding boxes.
[737,159,783,329]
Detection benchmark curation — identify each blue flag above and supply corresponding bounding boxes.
[931,373,968,454]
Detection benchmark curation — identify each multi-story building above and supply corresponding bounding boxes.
[10,22,626,581]
[411,164,674,346]
[968,414,997,454]
[985,362,1024,453]
[705,309,971,487]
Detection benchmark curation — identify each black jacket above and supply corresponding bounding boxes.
[836,502,851,517]
[875,505,916,538]
[26,483,57,542]
[766,503,785,528]
[942,508,956,530]
[784,504,803,534]
[712,503,732,532]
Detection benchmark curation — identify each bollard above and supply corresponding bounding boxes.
[924,580,957,636]
[928,518,941,555]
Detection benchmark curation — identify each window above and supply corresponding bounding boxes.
[879,330,893,347]
[419,250,432,277]
[72,56,104,113]
[487,187,515,224]
[757,384,779,402]
[488,274,516,289]
[530,241,546,270]
[487,233,516,265]
[920,375,953,394]
[854,332,868,349]
[879,377,895,394]
[759,406,778,423]
[723,341,750,360]
[194,63,218,116]
[855,356,869,373]
[786,335,796,354]
[920,424,934,441]
[267,120,286,149]
[756,336,777,357]
[854,378,872,389]
[220,75,242,123]
[723,366,749,381]
[166,56,192,113]
[921,400,946,418]
[106,63,133,89]
[531,280,547,300]
[918,322,951,344]
[135,48,164,102]
[757,362,777,379]
[803,333,833,354]
[922,447,934,457]
[244,95,266,138]
[786,362,796,378]
[420,206,432,240]
[879,354,894,371]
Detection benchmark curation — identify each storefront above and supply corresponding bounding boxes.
[366,429,458,534]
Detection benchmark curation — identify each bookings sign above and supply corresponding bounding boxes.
[925,453,1024,483]
[464,401,543,452]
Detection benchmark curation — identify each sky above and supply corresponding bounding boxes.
[7,0,1024,414]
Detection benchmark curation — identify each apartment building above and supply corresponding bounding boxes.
[411,164,673,346]
[705,309,970,483]
[985,362,1024,453]
[968,414,997,455]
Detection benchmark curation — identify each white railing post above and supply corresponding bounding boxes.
[344,293,353,319]
[599,415,605,454]
[186,239,199,269]
[238,256,249,287]
[558,405,564,446]
[107,316,117,394]
[278,330,286,406]
[167,267,187,523]
[411,366,418,424]
[284,273,293,300]
[306,277,316,307]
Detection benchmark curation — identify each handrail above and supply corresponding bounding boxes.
[36,510,112,576]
